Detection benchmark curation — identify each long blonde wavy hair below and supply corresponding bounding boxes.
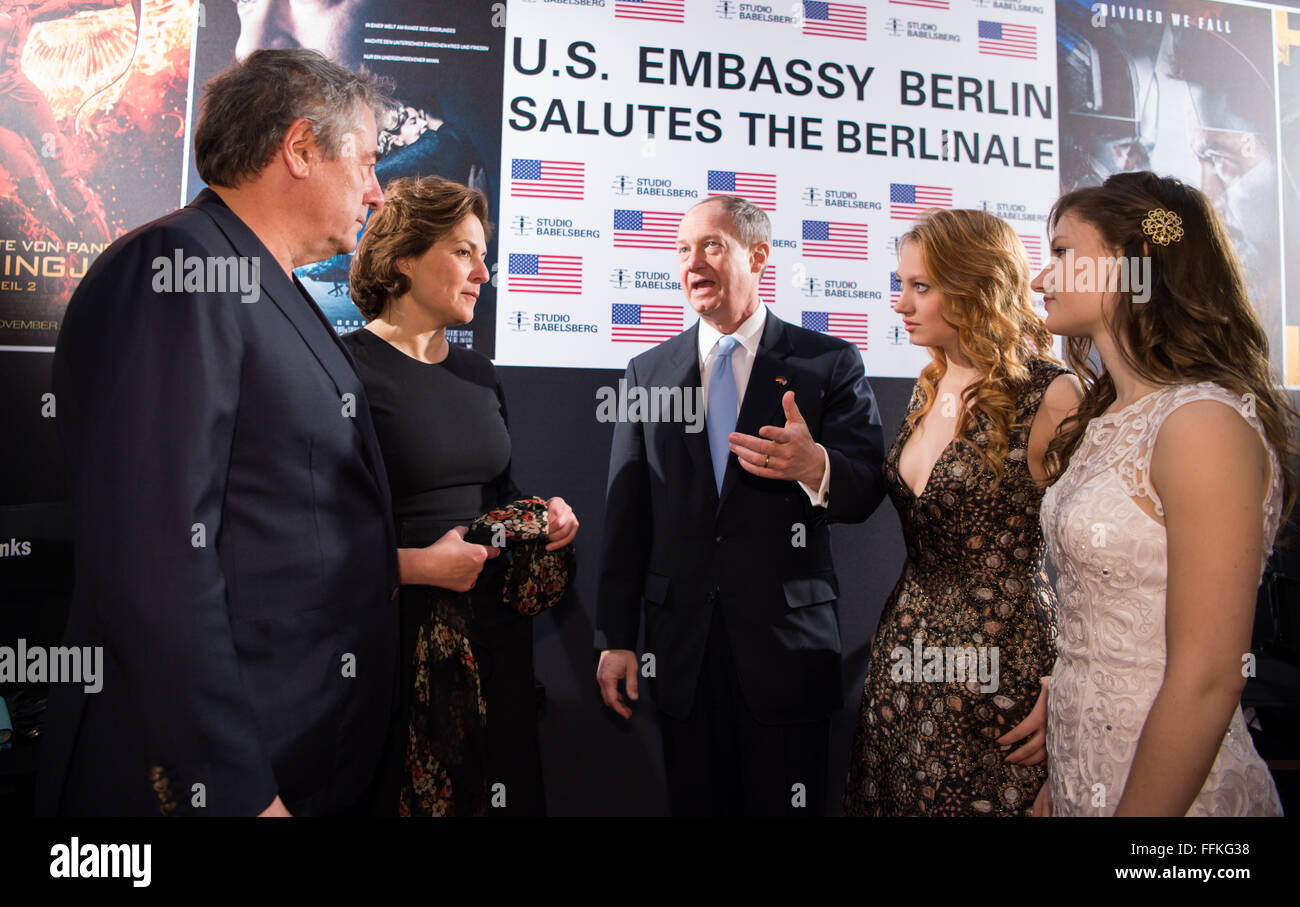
[901,208,1061,485]
[1041,171,1297,519]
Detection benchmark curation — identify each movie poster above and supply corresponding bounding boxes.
[1277,7,1300,385]
[186,0,506,354]
[1055,0,1287,381]
[0,0,195,350]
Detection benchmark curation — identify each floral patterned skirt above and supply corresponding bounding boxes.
[398,593,489,817]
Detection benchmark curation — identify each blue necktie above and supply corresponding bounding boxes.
[707,335,739,492]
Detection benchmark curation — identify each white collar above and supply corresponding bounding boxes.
[697,303,767,363]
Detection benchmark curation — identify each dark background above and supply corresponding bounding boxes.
[4,351,1299,815]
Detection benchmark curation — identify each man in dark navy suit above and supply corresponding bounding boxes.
[37,49,474,816]
[596,195,887,815]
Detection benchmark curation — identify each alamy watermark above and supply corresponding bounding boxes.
[0,639,102,693]
[151,250,260,304]
[595,380,705,433]
[890,633,1000,693]
[50,838,150,887]
[1042,248,1152,304]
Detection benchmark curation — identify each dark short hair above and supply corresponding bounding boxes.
[194,48,394,189]
[349,177,493,321]
[690,195,771,247]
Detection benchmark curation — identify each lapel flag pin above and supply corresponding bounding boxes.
[775,376,788,386]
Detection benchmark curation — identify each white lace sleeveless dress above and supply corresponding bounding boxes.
[1040,382,1283,816]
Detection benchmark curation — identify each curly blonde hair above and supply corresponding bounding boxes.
[900,208,1061,485]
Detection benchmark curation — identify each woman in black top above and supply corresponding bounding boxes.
[344,177,578,816]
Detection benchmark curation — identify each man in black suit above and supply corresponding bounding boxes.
[596,195,887,815]
[37,49,486,816]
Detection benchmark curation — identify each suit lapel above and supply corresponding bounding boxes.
[190,190,392,505]
[192,191,356,398]
[664,324,717,505]
[719,312,792,509]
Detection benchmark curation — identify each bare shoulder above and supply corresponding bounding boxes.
[1152,397,1269,496]
[1030,372,1084,435]
[1041,372,1084,414]
[1157,397,1267,460]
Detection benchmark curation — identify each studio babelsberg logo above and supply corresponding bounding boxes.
[978,199,1045,224]
[533,217,602,239]
[829,280,879,300]
[532,312,599,334]
[608,265,680,291]
[632,269,680,291]
[620,176,699,200]
[716,1,796,24]
[508,311,530,332]
[884,17,903,37]
[803,275,879,300]
[803,187,881,211]
[510,215,532,237]
[975,0,1046,14]
[899,19,962,43]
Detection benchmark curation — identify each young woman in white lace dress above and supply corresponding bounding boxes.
[1030,171,1296,816]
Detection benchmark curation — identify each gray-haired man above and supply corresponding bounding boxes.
[596,195,887,815]
[39,49,461,816]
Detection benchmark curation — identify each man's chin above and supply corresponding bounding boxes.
[687,295,720,316]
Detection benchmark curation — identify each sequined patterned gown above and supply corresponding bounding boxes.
[844,359,1065,816]
[1040,382,1283,816]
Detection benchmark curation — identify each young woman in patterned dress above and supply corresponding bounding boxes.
[844,209,1083,816]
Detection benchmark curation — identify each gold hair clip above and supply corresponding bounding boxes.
[1141,208,1184,246]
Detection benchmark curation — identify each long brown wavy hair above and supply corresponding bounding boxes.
[1042,171,1298,519]
[901,208,1061,485]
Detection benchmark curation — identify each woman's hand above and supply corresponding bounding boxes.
[545,496,579,550]
[998,677,1049,765]
[398,526,498,592]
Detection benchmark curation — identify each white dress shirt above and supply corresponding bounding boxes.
[697,304,831,507]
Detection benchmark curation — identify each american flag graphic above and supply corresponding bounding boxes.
[802,220,869,260]
[889,272,901,305]
[978,20,1036,60]
[506,254,582,295]
[802,1,866,40]
[613,210,683,250]
[614,0,685,23]
[510,159,584,200]
[803,311,870,350]
[889,183,954,221]
[759,262,776,305]
[707,170,778,211]
[1018,234,1043,271]
[890,0,947,8]
[611,303,684,343]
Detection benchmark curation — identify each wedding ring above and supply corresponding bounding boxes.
[764,454,770,468]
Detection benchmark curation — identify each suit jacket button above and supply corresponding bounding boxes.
[715,535,724,543]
